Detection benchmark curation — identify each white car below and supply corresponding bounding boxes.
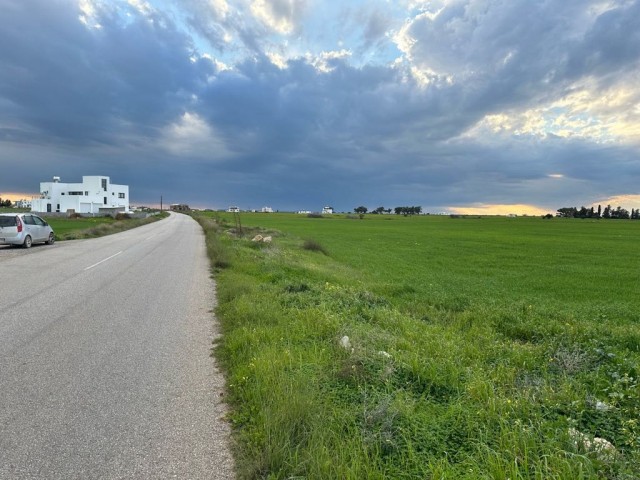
[0,213,55,248]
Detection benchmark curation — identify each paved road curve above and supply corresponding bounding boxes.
[0,213,234,479]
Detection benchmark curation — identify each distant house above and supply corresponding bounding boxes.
[322,206,334,214]
[297,210,311,214]
[170,204,190,212]
[261,206,273,213]
[31,176,129,214]
[14,199,31,209]
[227,206,240,213]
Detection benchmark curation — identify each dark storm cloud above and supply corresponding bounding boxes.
[401,0,640,115]
[0,0,205,146]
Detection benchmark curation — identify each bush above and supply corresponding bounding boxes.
[302,238,329,255]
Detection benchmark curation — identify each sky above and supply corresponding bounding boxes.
[0,0,639,214]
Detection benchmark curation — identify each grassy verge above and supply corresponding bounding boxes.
[48,212,168,240]
[195,212,640,479]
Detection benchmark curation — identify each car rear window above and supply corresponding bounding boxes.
[0,216,17,227]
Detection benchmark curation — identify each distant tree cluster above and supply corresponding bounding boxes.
[0,197,12,208]
[556,205,640,219]
[353,206,422,216]
[394,206,422,216]
[371,207,392,214]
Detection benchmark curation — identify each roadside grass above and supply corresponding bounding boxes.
[195,213,640,479]
[47,212,168,240]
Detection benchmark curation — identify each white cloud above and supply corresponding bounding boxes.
[250,0,307,35]
[208,0,230,18]
[78,0,102,29]
[161,112,230,158]
[465,79,640,144]
[593,194,640,210]
[305,49,351,73]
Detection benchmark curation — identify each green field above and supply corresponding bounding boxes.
[195,212,640,479]
[46,216,116,237]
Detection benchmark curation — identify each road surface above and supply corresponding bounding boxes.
[0,213,235,479]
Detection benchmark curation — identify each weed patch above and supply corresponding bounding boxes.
[302,238,329,255]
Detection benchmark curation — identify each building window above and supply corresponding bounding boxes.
[68,191,83,196]
[84,191,88,196]
[104,197,107,205]
[118,193,125,199]
[101,179,107,191]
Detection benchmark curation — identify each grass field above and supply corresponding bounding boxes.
[195,212,640,479]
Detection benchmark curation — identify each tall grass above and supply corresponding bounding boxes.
[196,213,640,479]
[51,212,168,240]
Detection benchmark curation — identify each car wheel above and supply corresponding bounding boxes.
[23,235,32,248]
[46,232,55,245]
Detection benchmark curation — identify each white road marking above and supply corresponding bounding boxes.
[84,251,123,271]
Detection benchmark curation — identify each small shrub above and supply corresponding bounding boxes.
[306,213,324,218]
[302,238,329,255]
[207,233,231,269]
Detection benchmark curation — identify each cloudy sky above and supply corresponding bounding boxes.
[1,0,639,213]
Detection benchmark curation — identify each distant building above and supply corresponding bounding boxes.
[227,206,240,213]
[31,176,129,214]
[322,206,334,214]
[14,199,31,209]
[297,210,311,214]
[170,204,190,212]
[261,206,273,213]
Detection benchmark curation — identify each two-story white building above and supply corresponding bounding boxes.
[31,176,130,214]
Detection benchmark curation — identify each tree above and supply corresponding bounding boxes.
[373,206,385,215]
[354,206,368,214]
[394,206,422,216]
[556,207,577,218]
[603,205,611,219]
[612,206,630,219]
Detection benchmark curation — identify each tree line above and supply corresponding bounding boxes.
[556,205,640,219]
[0,197,12,207]
[354,206,422,216]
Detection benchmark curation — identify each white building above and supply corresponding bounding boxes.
[31,176,129,214]
[227,206,240,213]
[261,206,273,213]
[322,206,334,214]
[14,199,31,209]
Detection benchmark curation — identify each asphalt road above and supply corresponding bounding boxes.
[0,213,235,479]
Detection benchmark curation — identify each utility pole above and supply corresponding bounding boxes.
[160,195,163,211]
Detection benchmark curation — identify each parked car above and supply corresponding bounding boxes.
[0,213,55,248]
